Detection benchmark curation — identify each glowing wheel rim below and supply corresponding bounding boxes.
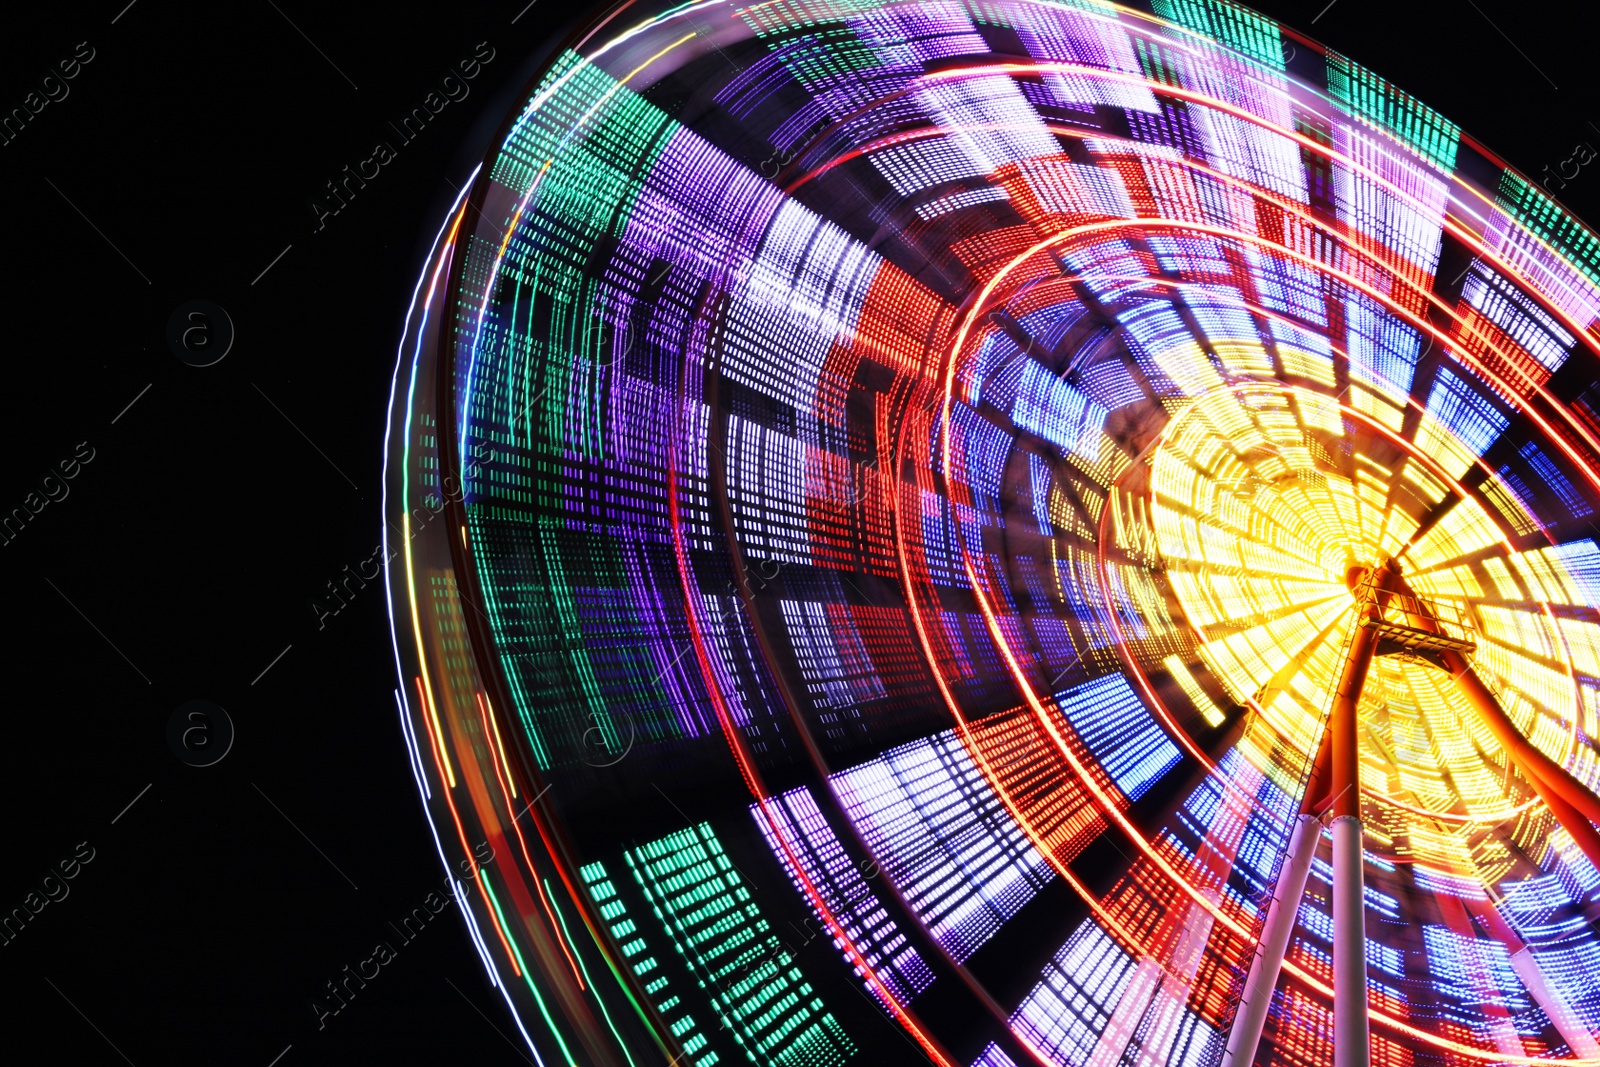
[384,2,1600,1065]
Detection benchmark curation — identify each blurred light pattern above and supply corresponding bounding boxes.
[382,0,1600,1064]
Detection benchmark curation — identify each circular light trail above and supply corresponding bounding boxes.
[383,3,1600,1065]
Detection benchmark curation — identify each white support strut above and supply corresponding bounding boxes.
[1332,814,1370,1067]
[1220,812,1322,1067]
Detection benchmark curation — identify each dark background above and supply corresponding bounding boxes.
[0,1,1592,1063]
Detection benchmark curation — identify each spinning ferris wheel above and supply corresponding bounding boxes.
[381,1,1600,1066]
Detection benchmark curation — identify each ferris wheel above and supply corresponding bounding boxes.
[382,2,1600,1065]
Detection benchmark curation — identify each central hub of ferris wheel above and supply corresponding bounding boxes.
[1225,558,1597,1067]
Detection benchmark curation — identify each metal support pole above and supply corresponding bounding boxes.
[1381,562,1600,1053]
[1302,720,1336,817]
[1330,567,1380,1067]
[1509,947,1600,1058]
[1469,898,1600,1057]
[1331,570,1380,824]
[1331,815,1370,1067]
[1442,645,1600,814]
[1220,813,1322,1067]
[1382,564,1600,872]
